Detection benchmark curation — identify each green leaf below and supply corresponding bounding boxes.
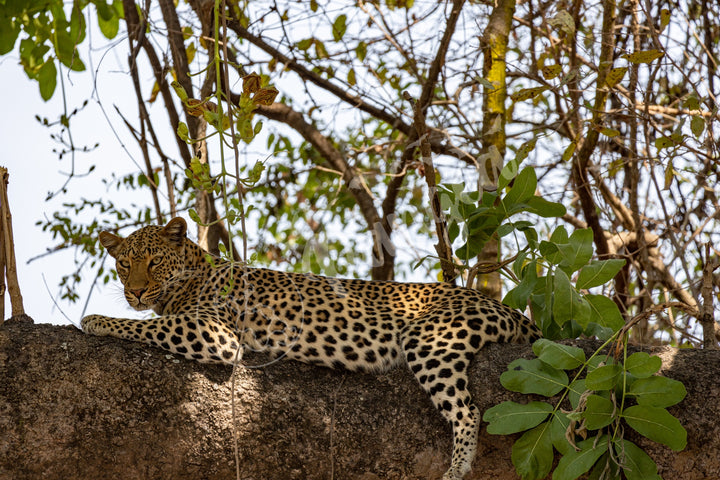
[511,86,549,102]
[177,122,189,141]
[558,228,593,272]
[501,358,568,396]
[576,259,626,289]
[526,196,567,218]
[691,115,705,138]
[503,167,537,207]
[0,15,21,55]
[627,376,687,407]
[38,58,57,101]
[553,436,608,480]
[297,38,314,51]
[583,395,615,430]
[624,352,661,378]
[315,40,328,58]
[615,439,661,480]
[552,269,590,327]
[622,405,686,451]
[332,14,347,41]
[532,339,585,370]
[484,401,553,435]
[562,141,576,162]
[511,423,554,480]
[567,378,586,409]
[585,294,625,332]
[622,49,665,64]
[550,412,573,455]
[605,67,627,88]
[355,41,367,61]
[585,364,621,390]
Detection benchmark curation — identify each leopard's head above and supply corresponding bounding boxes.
[100,217,188,311]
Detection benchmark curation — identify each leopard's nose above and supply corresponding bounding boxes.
[130,288,146,298]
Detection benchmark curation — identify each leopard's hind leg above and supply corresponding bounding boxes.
[400,314,487,480]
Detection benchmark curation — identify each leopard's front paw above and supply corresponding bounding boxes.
[81,315,109,335]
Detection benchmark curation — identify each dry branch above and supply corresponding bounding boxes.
[0,167,32,323]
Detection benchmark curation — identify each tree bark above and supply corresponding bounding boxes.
[2,320,718,479]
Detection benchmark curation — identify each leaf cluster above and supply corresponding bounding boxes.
[484,340,687,480]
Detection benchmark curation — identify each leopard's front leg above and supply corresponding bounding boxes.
[81,314,241,364]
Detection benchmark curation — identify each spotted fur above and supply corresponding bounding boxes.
[81,217,541,479]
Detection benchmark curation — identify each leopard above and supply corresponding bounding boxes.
[81,217,541,480]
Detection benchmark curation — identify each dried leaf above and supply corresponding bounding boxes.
[253,87,279,106]
[510,86,549,102]
[243,73,262,95]
[542,64,562,80]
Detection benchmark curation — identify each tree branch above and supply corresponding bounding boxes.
[253,102,394,280]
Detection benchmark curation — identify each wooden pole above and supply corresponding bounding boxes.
[0,166,32,323]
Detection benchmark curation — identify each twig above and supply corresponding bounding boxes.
[403,92,456,283]
[701,244,719,349]
[0,167,33,323]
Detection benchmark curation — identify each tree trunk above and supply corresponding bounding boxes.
[1,320,718,479]
[476,0,516,299]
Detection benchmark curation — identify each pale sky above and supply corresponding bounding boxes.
[1,46,150,326]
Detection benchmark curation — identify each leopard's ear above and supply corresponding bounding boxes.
[99,231,124,258]
[162,217,187,247]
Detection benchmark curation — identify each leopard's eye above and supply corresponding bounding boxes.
[149,256,163,267]
[117,259,131,270]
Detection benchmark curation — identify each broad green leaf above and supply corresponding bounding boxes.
[615,439,661,480]
[503,167,537,207]
[567,378,586,409]
[38,59,57,101]
[550,412,573,455]
[550,225,569,244]
[533,339,585,370]
[624,352,661,378]
[552,269,590,327]
[585,294,625,332]
[332,14,347,41]
[347,68,356,86]
[622,405,687,451]
[0,15,20,55]
[484,401,553,435]
[501,358,568,396]
[558,228,593,272]
[576,259,626,289]
[627,376,687,407]
[511,423,554,480]
[97,4,119,39]
[585,364,621,390]
[553,436,608,480]
[583,395,615,430]
[526,196,567,218]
